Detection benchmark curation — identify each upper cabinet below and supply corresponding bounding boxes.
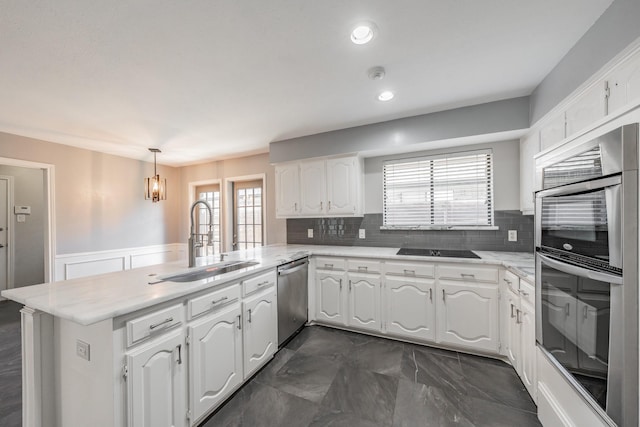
[564,81,607,138]
[539,113,566,151]
[608,53,640,114]
[519,132,540,215]
[275,155,364,218]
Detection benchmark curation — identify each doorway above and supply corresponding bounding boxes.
[224,175,266,252]
[194,183,222,256]
[0,176,13,297]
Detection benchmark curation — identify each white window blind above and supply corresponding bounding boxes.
[383,150,494,228]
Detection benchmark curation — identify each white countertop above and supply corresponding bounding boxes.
[1,244,534,326]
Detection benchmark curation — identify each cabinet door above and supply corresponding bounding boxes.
[316,272,346,325]
[519,133,540,214]
[436,281,500,353]
[300,160,327,215]
[275,164,300,217]
[520,299,537,401]
[505,288,521,373]
[243,288,277,378]
[347,273,381,332]
[539,113,566,151]
[188,305,243,422]
[608,52,640,113]
[326,157,358,215]
[565,82,607,138]
[385,277,435,341]
[127,332,186,427]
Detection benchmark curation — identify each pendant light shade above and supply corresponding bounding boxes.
[144,148,166,202]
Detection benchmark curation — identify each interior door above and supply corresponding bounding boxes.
[0,177,9,294]
[233,180,263,251]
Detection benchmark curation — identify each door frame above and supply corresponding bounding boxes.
[0,157,56,283]
[188,179,224,253]
[223,174,266,252]
[0,175,14,294]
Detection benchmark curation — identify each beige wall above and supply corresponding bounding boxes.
[179,153,286,248]
[0,132,181,254]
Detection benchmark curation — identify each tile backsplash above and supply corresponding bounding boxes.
[286,210,534,252]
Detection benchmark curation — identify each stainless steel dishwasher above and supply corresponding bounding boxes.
[277,257,308,347]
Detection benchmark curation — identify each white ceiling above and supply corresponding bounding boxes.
[1,0,613,166]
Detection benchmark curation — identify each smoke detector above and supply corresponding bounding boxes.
[368,66,386,80]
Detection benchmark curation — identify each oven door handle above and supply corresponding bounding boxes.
[536,175,621,198]
[538,253,623,285]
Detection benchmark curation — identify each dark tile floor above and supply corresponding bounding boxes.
[0,300,22,427]
[201,326,541,427]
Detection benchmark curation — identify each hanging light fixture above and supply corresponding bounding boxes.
[144,148,166,202]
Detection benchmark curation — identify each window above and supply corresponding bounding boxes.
[383,150,494,229]
[233,180,263,250]
[196,184,221,255]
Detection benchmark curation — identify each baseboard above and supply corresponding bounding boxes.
[54,243,188,281]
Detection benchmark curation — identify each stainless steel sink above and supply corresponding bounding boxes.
[149,260,259,284]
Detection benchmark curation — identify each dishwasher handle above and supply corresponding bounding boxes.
[278,259,308,276]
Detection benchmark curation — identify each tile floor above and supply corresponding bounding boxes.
[0,300,540,427]
[200,325,541,427]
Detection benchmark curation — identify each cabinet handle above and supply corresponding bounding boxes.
[565,303,570,317]
[320,201,323,211]
[237,315,242,330]
[328,200,331,210]
[358,266,368,272]
[294,202,297,212]
[257,280,270,287]
[325,264,333,269]
[339,278,342,290]
[176,344,182,365]
[248,309,252,323]
[461,273,475,278]
[583,305,588,319]
[503,278,512,285]
[510,304,515,318]
[404,269,415,275]
[149,317,173,330]
[349,280,352,292]
[516,309,522,324]
[429,288,432,301]
[212,296,229,305]
[518,289,529,297]
[442,289,445,301]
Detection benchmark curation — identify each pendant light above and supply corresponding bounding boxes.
[144,148,166,202]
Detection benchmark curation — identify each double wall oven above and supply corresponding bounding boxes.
[535,124,638,426]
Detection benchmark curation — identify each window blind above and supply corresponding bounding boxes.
[383,150,494,228]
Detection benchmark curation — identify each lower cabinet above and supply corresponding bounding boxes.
[242,288,278,378]
[436,280,500,353]
[520,298,537,399]
[347,273,381,332]
[505,287,522,371]
[188,304,243,423]
[126,331,187,427]
[316,271,346,325]
[385,277,436,341]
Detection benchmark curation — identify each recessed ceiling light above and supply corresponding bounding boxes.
[378,91,394,101]
[351,22,376,45]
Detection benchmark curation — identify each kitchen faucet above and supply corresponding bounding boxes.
[188,200,214,268]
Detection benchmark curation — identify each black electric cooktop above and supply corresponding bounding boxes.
[396,248,480,259]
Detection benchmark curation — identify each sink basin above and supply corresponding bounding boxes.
[396,248,480,259]
[150,260,259,284]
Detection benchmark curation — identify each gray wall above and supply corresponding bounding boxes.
[530,0,640,124]
[0,165,45,287]
[270,97,529,163]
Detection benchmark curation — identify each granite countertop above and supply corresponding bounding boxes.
[1,244,534,326]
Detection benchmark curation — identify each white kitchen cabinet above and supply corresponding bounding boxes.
[347,272,381,332]
[520,297,537,400]
[519,132,540,214]
[326,156,360,215]
[275,163,300,217]
[539,113,566,151]
[242,288,277,378]
[126,331,187,427]
[565,81,607,139]
[300,159,327,215]
[315,271,346,325]
[188,304,243,424]
[385,276,436,341]
[436,280,500,353]
[505,286,521,372]
[607,52,640,114]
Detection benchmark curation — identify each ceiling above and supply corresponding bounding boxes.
[1,0,613,166]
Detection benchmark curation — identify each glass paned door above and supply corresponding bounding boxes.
[195,184,221,255]
[233,180,263,250]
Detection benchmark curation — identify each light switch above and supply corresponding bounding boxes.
[76,340,90,361]
[307,229,313,238]
[359,229,366,239]
[508,230,517,242]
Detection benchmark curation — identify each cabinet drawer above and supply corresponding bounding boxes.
[347,258,381,274]
[438,264,499,283]
[315,257,346,271]
[502,270,519,293]
[385,261,435,278]
[243,270,276,296]
[519,279,534,305]
[126,304,183,347]
[188,284,241,320]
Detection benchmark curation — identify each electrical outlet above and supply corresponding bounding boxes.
[307,229,313,238]
[76,340,90,361]
[359,229,366,239]
[508,230,518,242]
